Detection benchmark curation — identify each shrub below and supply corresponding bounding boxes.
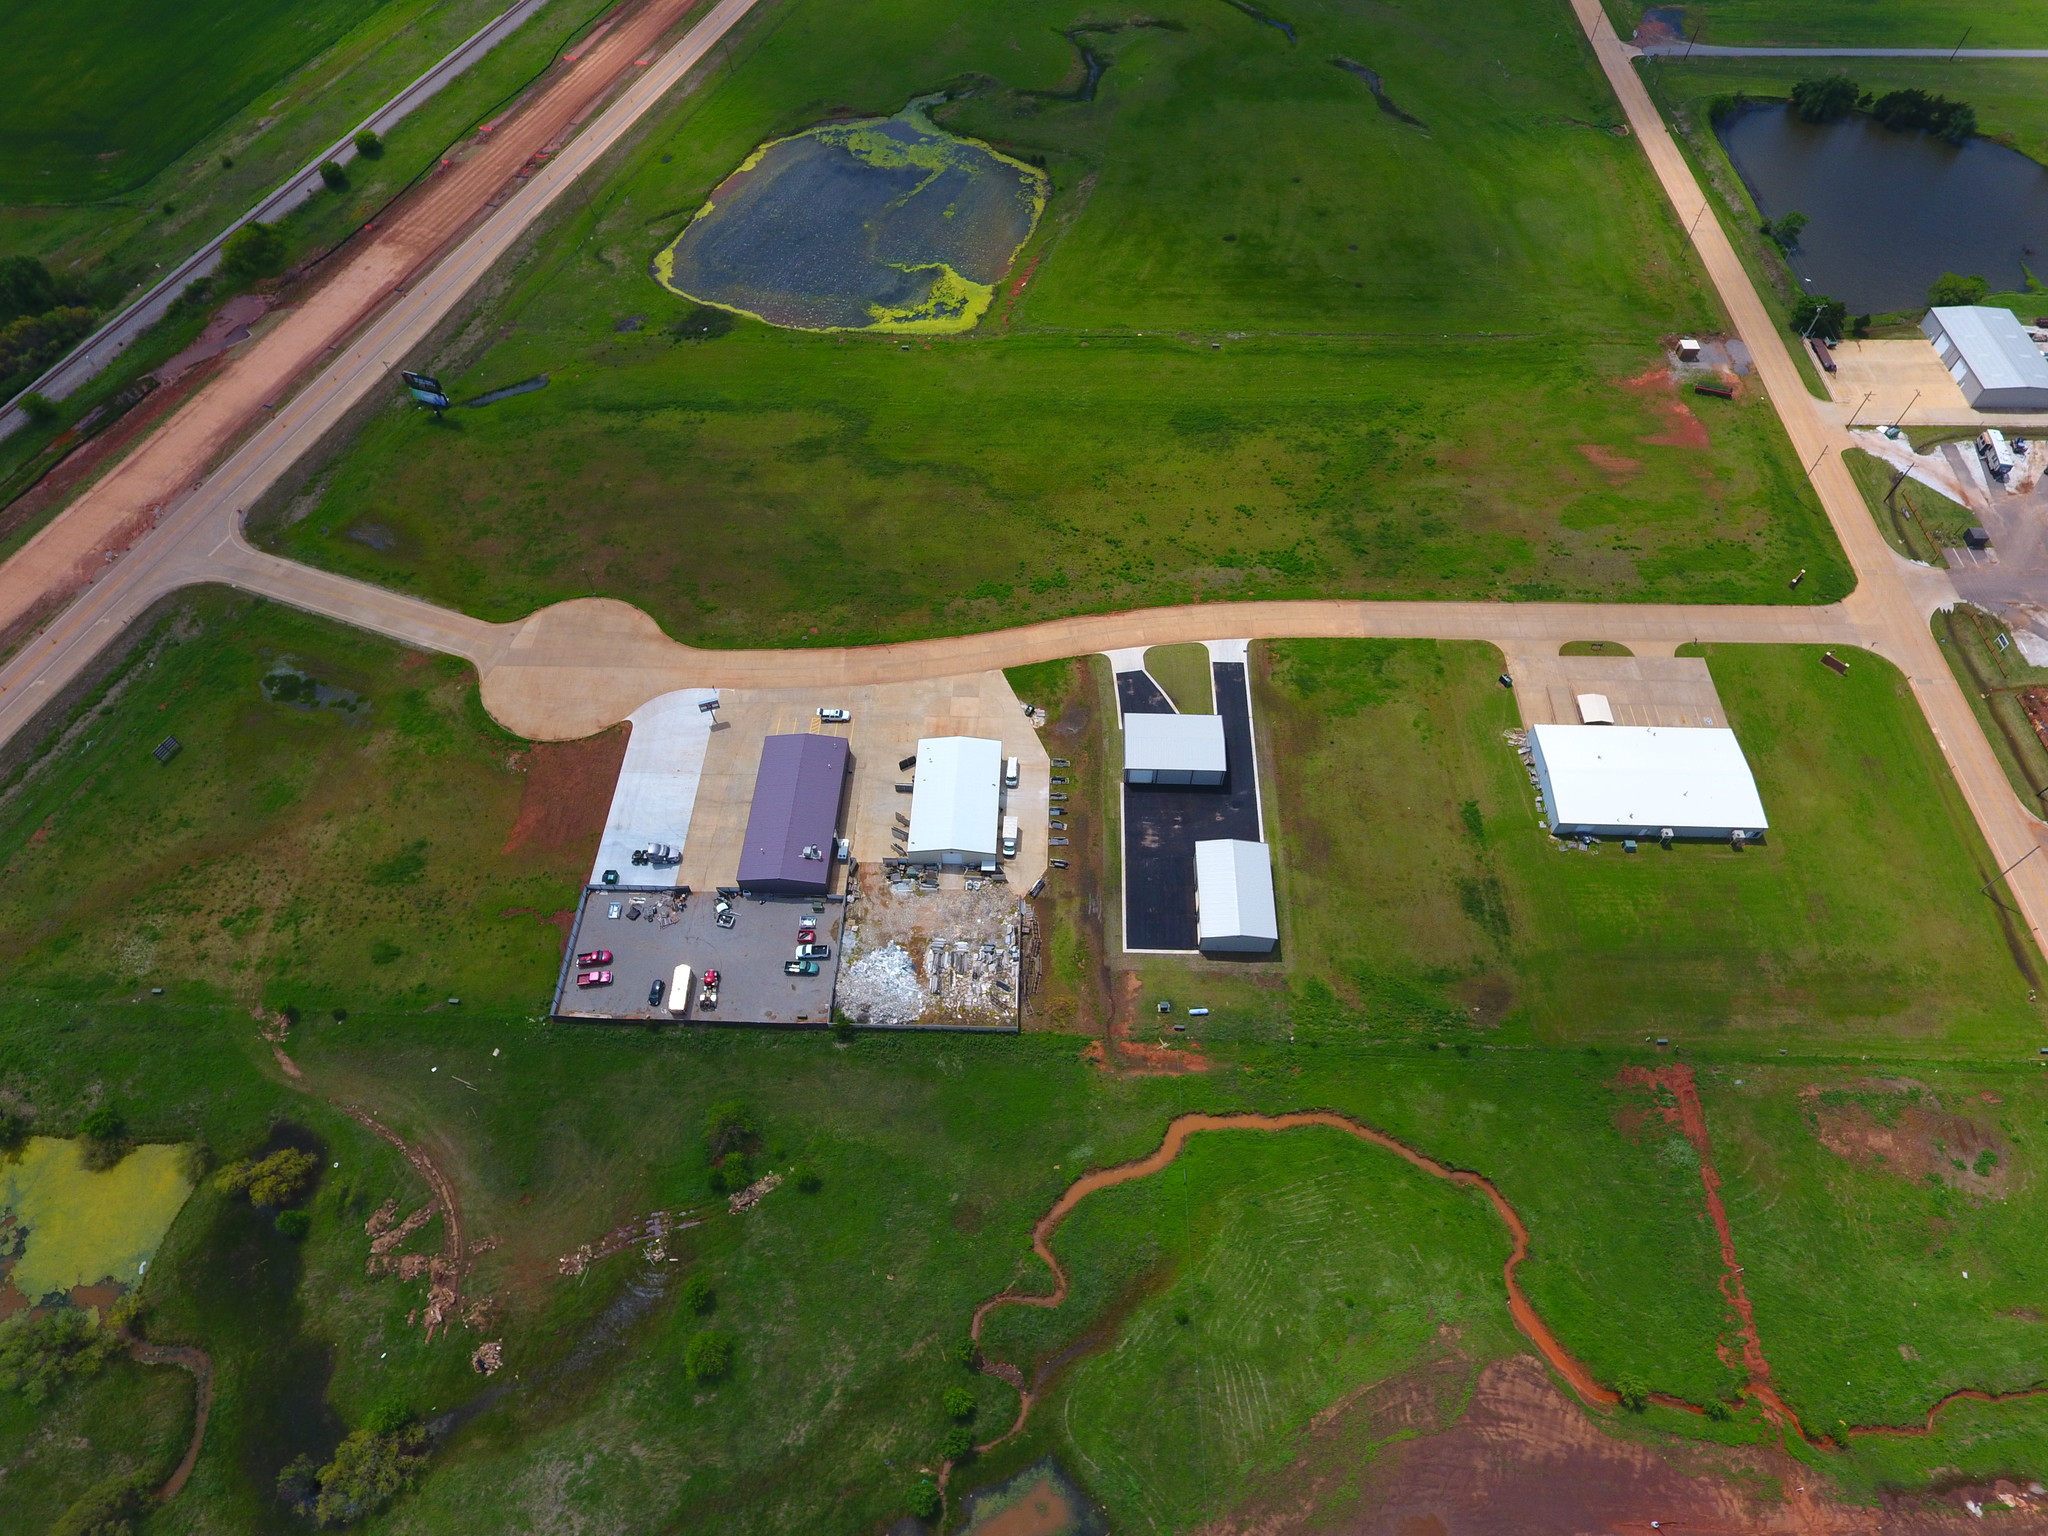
[1975,1148,1999,1176]
[670,304,735,341]
[709,1150,753,1195]
[17,391,60,423]
[938,1424,975,1460]
[1790,294,1847,342]
[304,1419,429,1526]
[274,1209,312,1239]
[1765,211,1808,250]
[220,221,287,284]
[906,1479,942,1520]
[0,1309,123,1402]
[353,130,384,159]
[1614,1373,1650,1411]
[1705,1399,1733,1422]
[319,160,348,192]
[951,1334,977,1368]
[791,1161,821,1193]
[49,1470,156,1536]
[220,153,234,169]
[684,1331,734,1382]
[831,1017,855,1042]
[942,1385,976,1421]
[705,1100,756,1159]
[1929,272,1989,307]
[680,1273,715,1315]
[216,1147,318,1207]
[1788,75,1859,124]
[0,1108,29,1152]
[77,1108,131,1171]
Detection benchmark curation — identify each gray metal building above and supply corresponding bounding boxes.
[1922,306,2048,410]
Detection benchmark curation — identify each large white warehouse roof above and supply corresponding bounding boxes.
[906,736,1002,863]
[1530,724,1767,837]
[1124,713,1226,780]
[1923,306,2048,408]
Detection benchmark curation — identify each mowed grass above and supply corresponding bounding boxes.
[1259,639,2043,1055]
[0,589,583,1012]
[266,0,1850,640]
[1609,0,2048,47]
[0,0,403,203]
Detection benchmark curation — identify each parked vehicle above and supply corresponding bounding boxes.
[1049,859,1069,869]
[648,979,666,1007]
[576,949,613,966]
[784,959,820,976]
[575,970,613,988]
[1980,429,2017,480]
[668,963,693,1015]
[1004,756,1019,788]
[798,942,831,959]
[818,707,851,722]
[699,969,719,1008]
[835,837,851,862]
[1001,816,1019,857]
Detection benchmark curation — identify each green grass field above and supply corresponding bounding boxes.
[6,607,2048,1526]
[260,0,1852,641]
[1606,0,2048,47]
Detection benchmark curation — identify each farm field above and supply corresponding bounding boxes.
[262,0,1853,642]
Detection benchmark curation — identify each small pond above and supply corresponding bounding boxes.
[1716,104,2048,313]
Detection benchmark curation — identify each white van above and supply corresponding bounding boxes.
[1004,756,1019,789]
[668,964,693,1016]
[1001,816,1019,858]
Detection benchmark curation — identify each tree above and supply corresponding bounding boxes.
[1790,294,1848,342]
[320,159,349,192]
[938,1425,975,1461]
[684,1331,734,1382]
[77,1107,130,1172]
[1765,211,1808,250]
[942,1385,976,1421]
[680,1273,715,1315]
[48,1470,156,1536]
[308,1419,429,1526]
[0,1108,29,1152]
[1614,1373,1650,1411]
[1788,75,1858,124]
[216,1147,318,1207]
[220,222,287,284]
[353,130,384,159]
[1929,272,1990,307]
[17,392,59,424]
[0,1309,123,1403]
[906,1479,942,1520]
[0,254,82,327]
[704,1100,756,1160]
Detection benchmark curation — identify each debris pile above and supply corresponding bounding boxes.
[471,1341,503,1375]
[557,1208,702,1277]
[728,1171,782,1215]
[836,942,925,1026]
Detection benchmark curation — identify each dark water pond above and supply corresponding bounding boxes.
[1716,104,2048,313]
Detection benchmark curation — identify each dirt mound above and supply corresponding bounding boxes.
[501,725,628,856]
[1802,1082,2007,1193]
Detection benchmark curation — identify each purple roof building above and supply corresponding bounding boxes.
[737,733,851,894]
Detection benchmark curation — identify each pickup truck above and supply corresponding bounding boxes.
[784,959,820,977]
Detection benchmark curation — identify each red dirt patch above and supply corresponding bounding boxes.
[1083,970,1209,1075]
[501,725,627,857]
[1618,364,1711,448]
[1576,443,1642,481]
[1800,1082,2007,1194]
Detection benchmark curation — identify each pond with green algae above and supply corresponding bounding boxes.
[0,1138,194,1308]
[652,99,1047,334]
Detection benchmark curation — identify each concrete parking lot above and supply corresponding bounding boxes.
[553,886,841,1025]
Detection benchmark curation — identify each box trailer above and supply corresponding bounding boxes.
[668,964,693,1016]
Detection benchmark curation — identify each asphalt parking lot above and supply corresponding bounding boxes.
[1121,659,1264,951]
[553,886,842,1024]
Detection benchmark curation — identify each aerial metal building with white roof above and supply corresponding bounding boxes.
[905,736,1003,868]
[1194,839,1279,952]
[1530,724,1768,842]
[1124,713,1227,785]
[1922,306,2048,410]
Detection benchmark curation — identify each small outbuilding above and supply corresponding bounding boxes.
[1124,713,1227,785]
[1922,306,2048,410]
[737,733,851,894]
[1194,839,1279,953]
[906,736,1003,868]
[1575,692,1615,725]
[1530,724,1768,841]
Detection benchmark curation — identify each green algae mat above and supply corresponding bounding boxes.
[0,1138,194,1302]
[653,99,1046,333]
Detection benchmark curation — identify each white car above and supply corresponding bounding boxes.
[818,707,850,722]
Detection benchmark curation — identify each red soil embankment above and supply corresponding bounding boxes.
[126,1339,213,1502]
[969,1110,1615,1451]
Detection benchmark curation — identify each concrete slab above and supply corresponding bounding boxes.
[1825,340,2048,429]
[1506,655,1730,729]
[589,688,716,886]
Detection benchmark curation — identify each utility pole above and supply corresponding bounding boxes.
[1888,389,1921,431]
[1950,26,1972,62]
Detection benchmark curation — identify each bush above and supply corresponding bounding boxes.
[0,1108,29,1152]
[1871,88,1976,143]
[942,1385,976,1421]
[791,1161,821,1193]
[17,391,59,423]
[353,130,384,159]
[680,1272,715,1315]
[1614,1373,1650,1411]
[220,221,286,284]
[670,304,735,341]
[709,1150,753,1195]
[1789,75,1859,124]
[684,1331,734,1382]
[951,1334,977,1368]
[0,1309,123,1403]
[215,1147,318,1207]
[320,160,348,192]
[77,1108,130,1172]
[1929,272,1990,307]
[1765,211,1808,250]
[938,1424,975,1460]
[831,1017,855,1042]
[49,1469,155,1536]
[906,1479,942,1520]
[274,1209,312,1239]
[705,1100,756,1159]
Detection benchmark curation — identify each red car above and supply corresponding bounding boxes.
[575,970,613,988]
[576,949,613,966]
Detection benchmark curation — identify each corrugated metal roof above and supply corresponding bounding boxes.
[737,733,848,890]
[1925,306,2048,393]
[1530,724,1767,831]
[906,736,1002,860]
[1195,839,1279,945]
[1124,712,1227,774]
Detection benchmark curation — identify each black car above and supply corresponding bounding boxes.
[648,978,666,1007]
